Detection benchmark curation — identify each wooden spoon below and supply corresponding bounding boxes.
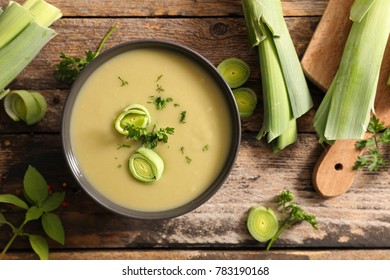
[301,0,390,197]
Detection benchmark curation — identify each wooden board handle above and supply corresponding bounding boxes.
[312,138,365,197]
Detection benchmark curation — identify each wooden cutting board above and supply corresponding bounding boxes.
[301,0,390,197]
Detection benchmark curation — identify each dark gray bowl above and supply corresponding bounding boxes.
[62,40,241,219]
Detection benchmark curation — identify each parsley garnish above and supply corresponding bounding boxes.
[54,26,117,85]
[118,76,128,87]
[150,96,173,110]
[117,144,131,150]
[124,124,174,149]
[180,111,187,123]
[185,156,192,164]
[202,144,209,151]
[354,115,390,171]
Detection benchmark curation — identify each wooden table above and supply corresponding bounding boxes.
[1,0,389,260]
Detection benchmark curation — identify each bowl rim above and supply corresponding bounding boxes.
[61,39,241,220]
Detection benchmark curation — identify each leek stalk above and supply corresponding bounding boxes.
[0,22,56,91]
[0,0,61,92]
[242,0,312,151]
[314,0,390,143]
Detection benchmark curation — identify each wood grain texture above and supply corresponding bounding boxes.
[0,0,328,17]
[3,249,390,260]
[3,17,319,91]
[1,134,389,251]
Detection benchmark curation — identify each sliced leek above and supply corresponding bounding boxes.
[129,147,164,183]
[114,104,151,135]
[242,0,312,151]
[247,206,278,242]
[4,90,47,125]
[0,89,10,100]
[314,0,390,142]
[217,57,250,88]
[232,87,257,119]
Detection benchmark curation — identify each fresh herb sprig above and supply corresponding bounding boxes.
[247,189,317,251]
[354,115,390,171]
[124,124,174,149]
[54,26,117,85]
[0,166,65,260]
[149,96,173,110]
[266,189,318,250]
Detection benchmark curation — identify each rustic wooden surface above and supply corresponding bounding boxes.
[1,0,389,260]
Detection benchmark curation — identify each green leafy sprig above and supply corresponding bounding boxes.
[149,96,173,110]
[0,166,65,260]
[265,189,318,250]
[124,124,174,149]
[354,115,390,171]
[247,189,318,251]
[54,26,117,85]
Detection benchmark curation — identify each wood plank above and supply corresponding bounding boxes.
[3,249,390,260]
[1,134,389,251]
[0,17,321,134]
[5,17,319,91]
[0,0,328,17]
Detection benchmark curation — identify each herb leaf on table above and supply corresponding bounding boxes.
[54,26,117,85]
[247,189,318,251]
[354,115,390,171]
[0,165,66,260]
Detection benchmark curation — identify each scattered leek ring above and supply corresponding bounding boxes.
[247,206,278,242]
[3,90,47,125]
[217,57,250,88]
[232,87,257,119]
[129,147,164,183]
[114,104,151,135]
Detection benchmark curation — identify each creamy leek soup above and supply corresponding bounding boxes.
[70,47,232,212]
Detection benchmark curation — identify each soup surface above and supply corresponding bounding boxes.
[70,47,233,212]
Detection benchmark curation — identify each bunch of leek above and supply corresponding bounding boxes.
[314,0,390,143]
[0,0,61,93]
[242,0,312,152]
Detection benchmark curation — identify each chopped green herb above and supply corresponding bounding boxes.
[150,96,173,110]
[174,103,180,107]
[124,124,174,149]
[185,156,192,164]
[117,164,122,168]
[156,74,163,82]
[117,144,131,150]
[156,84,165,93]
[180,146,185,154]
[118,76,128,87]
[180,111,187,123]
[202,144,209,151]
[354,115,390,171]
[54,26,117,85]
